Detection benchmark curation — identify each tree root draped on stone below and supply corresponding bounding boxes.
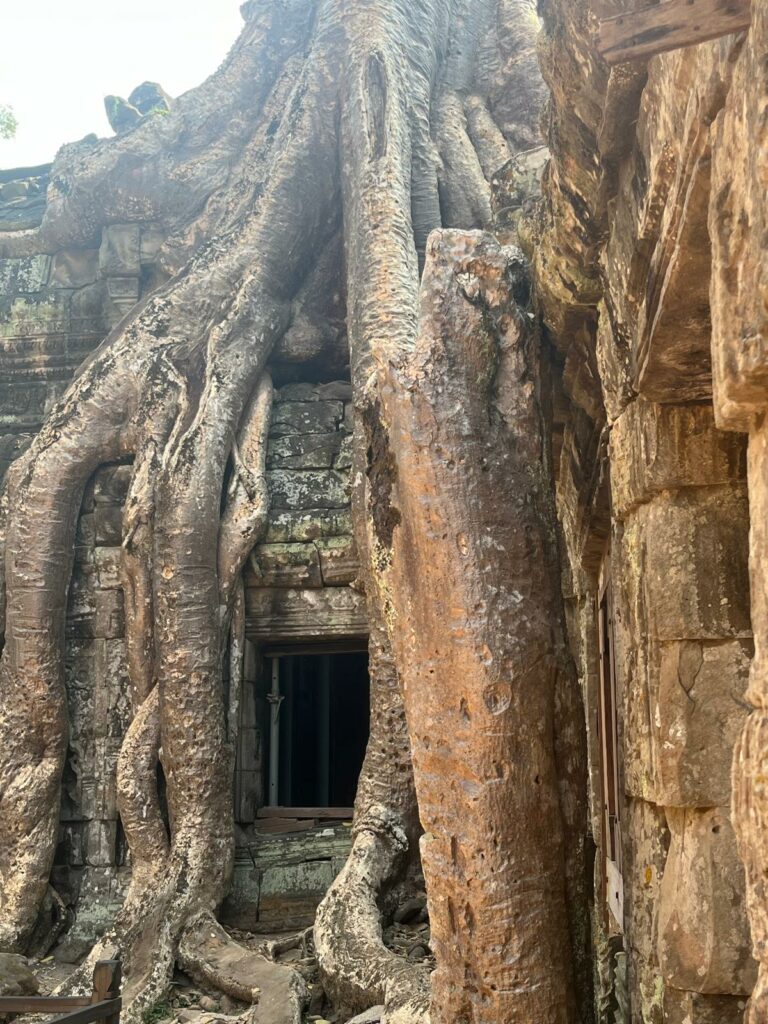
[0,2,588,1022]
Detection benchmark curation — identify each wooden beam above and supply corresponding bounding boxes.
[257,805,353,819]
[598,0,751,64]
[255,817,318,834]
[0,998,92,1014]
[0,999,121,1024]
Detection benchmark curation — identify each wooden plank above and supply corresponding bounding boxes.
[50,998,122,1024]
[257,805,353,820]
[598,0,751,64]
[0,998,92,1013]
[0,999,124,1024]
[255,817,318,834]
[91,961,121,1024]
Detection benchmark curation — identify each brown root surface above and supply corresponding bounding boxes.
[0,1,588,1022]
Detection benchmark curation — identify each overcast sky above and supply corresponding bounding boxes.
[0,0,244,169]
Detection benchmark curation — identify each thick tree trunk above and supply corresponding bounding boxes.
[371,230,582,1023]
[0,1,588,1021]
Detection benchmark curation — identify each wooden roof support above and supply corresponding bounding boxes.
[598,0,752,64]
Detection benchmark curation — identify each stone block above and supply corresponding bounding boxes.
[140,224,165,264]
[59,824,86,867]
[623,797,669,966]
[93,464,132,505]
[266,432,341,469]
[0,254,51,293]
[258,859,337,928]
[0,291,71,341]
[220,863,261,930]
[267,468,349,510]
[99,224,141,277]
[0,381,48,421]
[49,250,99,288]
[658,807,756,995]
[625,489,751,641]
[340,401,354,435]
[245,586,367,642]
[662,990,749,1024]
[247,542,323,589]
[596,299,634,424]
[709,14,768,430]
[264,509,353,544]
[270,401,342,437]
[85,819,118,867]
[93,546,122,589]
[94,505,123,546]
[655,639,752,807]
[275,381,352,402]
[610,401,746,519]
[316,536,359,585]
[335,433,353,469]
[0,953,40,996]
[94,589,125,639]
[69,281,106,322]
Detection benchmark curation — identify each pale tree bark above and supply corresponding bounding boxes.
[0,0,589,1021]
[354,228,588,1023]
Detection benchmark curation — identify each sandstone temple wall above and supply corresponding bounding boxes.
[535,6,767,1021]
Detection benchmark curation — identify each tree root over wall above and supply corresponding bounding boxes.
[0,1,588,1022]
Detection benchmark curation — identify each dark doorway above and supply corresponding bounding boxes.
[265,649,369,809]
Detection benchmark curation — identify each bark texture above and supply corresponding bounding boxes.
[0,0,588,1020]
[373,231,583,1023]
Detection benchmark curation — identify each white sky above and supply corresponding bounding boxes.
[0,0,244,169]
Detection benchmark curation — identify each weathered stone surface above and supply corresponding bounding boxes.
[709,0,768,431]
[269,400,343,437]
[92,464,132,505]
[620,489,750,644]
[658,807,755,995]
[247,543,323,589]
[610,401,746,519]
[275,381,352,402]
[222,828,352,931]
[266,432,341,469]
[99,224,141,277]
[267,468,349,510]
[316,536,358,586]
[264,509,354,544]
[595,301,634,424]
[245,586,367,642]
[662,990,749,1024]
[656,640,751,808]
[49,250,99,288]
[0,953,39,995]
[623,797,668,1024]
[139,224,165,264]
[0,255,50,294]
[616,487,751,804]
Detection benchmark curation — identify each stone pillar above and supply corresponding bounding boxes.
[56,465,132,961]
[610,400,754,1022]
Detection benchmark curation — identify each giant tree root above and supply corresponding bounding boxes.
[0,0,563,1020]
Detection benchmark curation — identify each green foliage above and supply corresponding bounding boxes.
[140,1000,173,1024]
[0,104,17,140]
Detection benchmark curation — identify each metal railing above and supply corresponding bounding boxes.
[0,961,121,1024]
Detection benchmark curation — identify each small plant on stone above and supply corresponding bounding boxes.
[141,999,173,1024]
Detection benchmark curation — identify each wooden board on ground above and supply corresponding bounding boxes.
[257,806,353,820]
[597,0,751,64]
[254,818,318,835]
